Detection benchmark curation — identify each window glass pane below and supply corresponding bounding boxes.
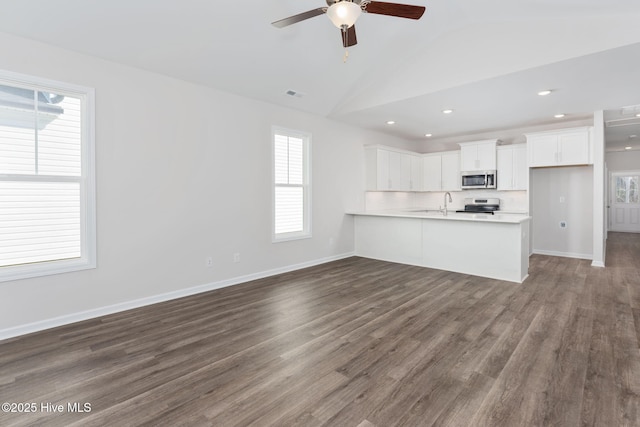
[0,180,81,267]
[616,176,627,203]
[630,176,639,204]
[38,93,82,176]
[274,134,289,184]
[275,186,303,234]
[288,137,303,185]
[0,84,35,174]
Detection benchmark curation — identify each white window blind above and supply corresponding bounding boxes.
[273,128,311,241]
[0,72,95,282]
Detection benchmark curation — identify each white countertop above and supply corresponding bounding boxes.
[347,209,531,224]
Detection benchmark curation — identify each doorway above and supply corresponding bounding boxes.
[609,171,640,232]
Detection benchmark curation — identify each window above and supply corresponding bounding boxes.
[272,127,311,242]
[616,175,639,204]
[0,70,95,282]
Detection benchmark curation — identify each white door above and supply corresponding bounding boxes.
[610,171,640,232]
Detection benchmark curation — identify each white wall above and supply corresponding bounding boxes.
[592,111,605,267]
[606,150,640,171]
[0,32,411,337]
[530,166,594,259]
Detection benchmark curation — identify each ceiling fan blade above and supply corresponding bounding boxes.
[364,1,426,19]
[271,8,327,28]
[341,25,358,47]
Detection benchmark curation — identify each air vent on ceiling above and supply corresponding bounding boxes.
[605,117,640,128]
[621,104,640,116]
[285,89,305,98]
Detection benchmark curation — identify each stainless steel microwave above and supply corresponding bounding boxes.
[461,170,497,189]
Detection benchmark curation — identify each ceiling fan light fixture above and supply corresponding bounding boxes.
[327,1,362,29]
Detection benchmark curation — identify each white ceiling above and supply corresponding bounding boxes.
[1,0,639,150]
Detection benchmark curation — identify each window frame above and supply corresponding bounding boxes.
[0,69,96,282]
[272,126,312,243]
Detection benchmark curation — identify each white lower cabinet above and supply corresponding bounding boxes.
[497,144,527,190]
[353,214,530,283]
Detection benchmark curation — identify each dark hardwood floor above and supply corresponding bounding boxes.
[1,232,639,426]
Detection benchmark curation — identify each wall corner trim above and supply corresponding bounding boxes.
[0,252,356,341]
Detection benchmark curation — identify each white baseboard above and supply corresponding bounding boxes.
[591,260,605,267]
[531,249,592,260]
[0,252,355,341]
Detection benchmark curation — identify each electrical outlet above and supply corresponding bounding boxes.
[206,257,213,268]
[560,221,567,228]
[233,253,240,263]
[559,196,565,203]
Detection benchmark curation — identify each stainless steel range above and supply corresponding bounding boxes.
[455,198,500,214]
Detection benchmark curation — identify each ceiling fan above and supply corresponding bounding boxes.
[272,0,426,51]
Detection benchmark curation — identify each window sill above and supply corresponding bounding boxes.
[0,258,96,283]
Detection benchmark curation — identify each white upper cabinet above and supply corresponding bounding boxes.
[365,146,422,191]
[526,127,592,167]
[441,151,461,191]
[497,144,527,191]
[423,151,460,191]
[410,154,423,191]
[459,139,497,171]
[422,153,442,191]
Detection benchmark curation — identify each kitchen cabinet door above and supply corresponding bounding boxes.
[460,145,478,172]
[497,147,514,190]
[558,131,589,165]
[512,144,528,190]
[365,148,390,190]
[497,144,527,190]
[476,142,497,170]
[388,151,404,190]
[441,151,460,191]
[422,155,442,191]
[410,155,423,191]
[527,134,557,167]
[526,127,591,167]
[459,140,497,171]
[366,146,421,191]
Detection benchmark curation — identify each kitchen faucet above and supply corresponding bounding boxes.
[442,192,453,216]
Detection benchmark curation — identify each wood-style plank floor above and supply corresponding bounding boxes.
[1,232,639,426]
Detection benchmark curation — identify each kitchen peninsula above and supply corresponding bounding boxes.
[348,210,531,283]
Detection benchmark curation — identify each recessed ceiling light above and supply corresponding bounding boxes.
[637,113,640,118]
[442,109,453,114]
[554,114,565,118]
[386,120,395,125]
[630,135,638,139]
[538,90,552,96]
[425,133,433,137]
[625,146,633,150]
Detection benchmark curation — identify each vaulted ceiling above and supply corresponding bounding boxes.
[1,0,639,149]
